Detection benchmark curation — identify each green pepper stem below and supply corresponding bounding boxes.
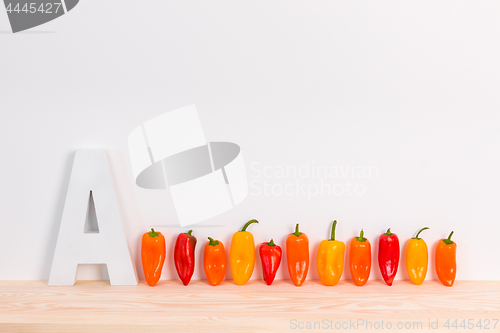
[148,228,160,237]
[414,227,429,239]
[442,231,454,245]
[329,220,338,241]
[265,239,276,247]
[208,237,219,246]
[355,229,367,242]
[384,228,393,236]
[186,230,193,236]
[241,219,259,232]
[292,223,303,237]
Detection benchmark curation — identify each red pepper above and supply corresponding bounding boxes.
[259,239,282,285]
[174,230,197,286]
[378,228,400,286]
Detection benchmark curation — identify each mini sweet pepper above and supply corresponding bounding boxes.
[230,219,258,285]
[286,224,309,286]
[141,228,166,286]
[174,230,197,286]
[317,220,345,286]
[378,228,400,286]
[349,229,371,286]
[259,239,282,285]
[406,227,429,285]
[435,231,456,287]
[204,237,226,286]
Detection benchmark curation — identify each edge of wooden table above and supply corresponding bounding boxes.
[0,280,499,332]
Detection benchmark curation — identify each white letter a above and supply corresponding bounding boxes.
[48,150,138,286]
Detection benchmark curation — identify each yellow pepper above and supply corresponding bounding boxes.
[406,227,429,285]
[317,220,345,286]
[230,219,258,285]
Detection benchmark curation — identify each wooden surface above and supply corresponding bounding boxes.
[0,280,499,332]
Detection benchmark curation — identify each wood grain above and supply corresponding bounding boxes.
[0,280,498,332]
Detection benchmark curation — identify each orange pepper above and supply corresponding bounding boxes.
[203,237,226,286]
[286,224,309,286]
[349,229,371,286]
[141,228,166,286]
[435,231,457,287]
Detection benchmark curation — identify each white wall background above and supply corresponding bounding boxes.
[1,0,499,282]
